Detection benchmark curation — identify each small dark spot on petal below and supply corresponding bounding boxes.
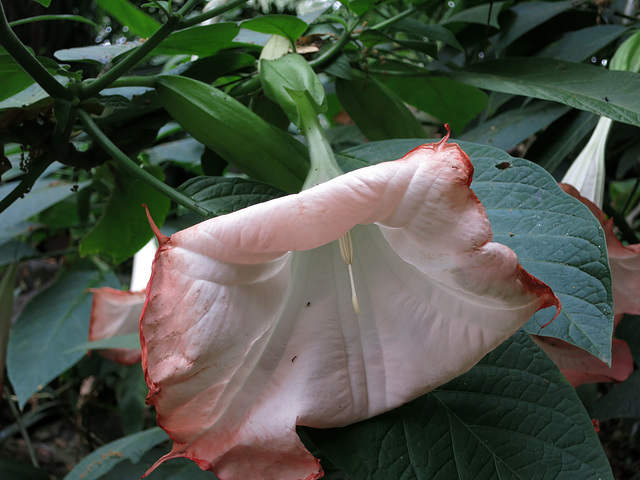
[291,356,297,363]
[306,302,311,307]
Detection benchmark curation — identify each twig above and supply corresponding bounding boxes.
[0,155,55,215]
[80,0,249,99]
[77,109,210,217]
[3,386,39,468]
[0,2,72,100]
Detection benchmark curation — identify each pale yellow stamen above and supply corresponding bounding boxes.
[338,231,360,314]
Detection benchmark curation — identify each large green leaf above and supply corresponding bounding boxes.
[0,239,37,268]
[616,315,640,364]
[374,75,487,134]
[63,427,168,480]
[535,24,629,62]
[0,52,37,103]
[335,71,427,141]
[593,369,640,420]
[468,143,612,361]
[116,364,148,435]
[152,23,240,57]
[94,0,160,37]
[0,74,70,110]
[54,43,138,64]
[68,333,140,352]
[155,75,309,193]
[0,264,17,385]
[305,330,613,479]
[179,176,286,216]
[460,101,570,151]
[0,177,89,244]
[79,164,170,264]
[449,58,640,128]
[443,1,509,29]
[393,19,463,51]
[493,1,574,56]
[144,137,204,173]
[528,110,598,174]
[7,270,119,408]
[336,139,613,362]
[241,15,308,43]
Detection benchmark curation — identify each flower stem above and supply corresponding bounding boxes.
[77,109,210,218]
[603,201,640,245]
[298,94,342,189]
[0,3,72,101]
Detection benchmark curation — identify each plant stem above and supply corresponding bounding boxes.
[0,2,72,100]
[80,0,249,99]
[107,76,158,89]
[8,14,99,28]
[621,175,640,216]
[309,25,354,70]
[180,0,249,28]
[3,386,39,468]
[77,109,210,218]
[298,94,342,190]
[603,201,640,244]
[0,154,55,215]
[79,17,181,99]
[370,6,417,30]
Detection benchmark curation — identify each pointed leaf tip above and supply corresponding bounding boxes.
[143,204,169,245]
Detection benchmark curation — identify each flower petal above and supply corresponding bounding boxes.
[89,288,144,366]
[561,116,611,208]
[560,183,640,316]
[141,140,559,480]
[533,336,633,387]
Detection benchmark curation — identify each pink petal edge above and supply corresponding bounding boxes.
[89,287,144,366]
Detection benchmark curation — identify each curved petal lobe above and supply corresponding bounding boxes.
[89,288,144,366]
[533,336,633,387]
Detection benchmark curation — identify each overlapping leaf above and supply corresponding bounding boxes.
[450,58,640,127]
[155,75,309,192]
[7,270,119,408]
[63,428,168,480]
[79,164,169,264]
[178,176,285,216]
